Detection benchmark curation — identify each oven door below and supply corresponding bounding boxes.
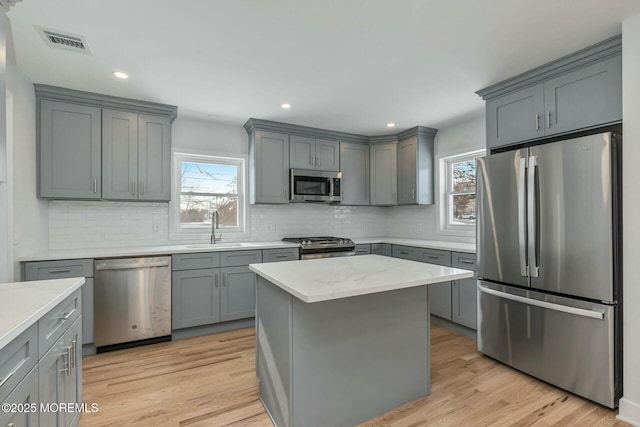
[301,251,356,260]
[290,169,335,202]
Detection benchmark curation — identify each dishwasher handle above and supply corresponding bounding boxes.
[95,259,170,271]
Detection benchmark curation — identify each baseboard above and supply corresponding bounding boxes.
[618,398,640,426]
[430,315,477,341]
[172,318,255,341]
[82,344,97,356]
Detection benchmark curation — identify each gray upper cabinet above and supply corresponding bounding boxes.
[290,135,339,171]
[137,114,171,201]
[102,109,138,200]
[370,143,397,206]
[543,56,622,136]
[36,84,177,201]
[397,127,436,205]
[486,85,545,149]
[479,36,622,150]
[340,142,370,205]
[102,110,171,201]
[250,130,290,204]
[39,100,102,199]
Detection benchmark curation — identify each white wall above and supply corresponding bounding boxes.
[618,13,640,426]
[387,115,485,242]
[6,19,47,279]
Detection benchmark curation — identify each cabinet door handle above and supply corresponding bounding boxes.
[546,111,551,129]
[222,275,226,287]
[317,157,321,167]
[66,347,72,376]
[71,340,77,369]
[214,275,218,288]
[412,188,415,200]
[0,371,13,389]
[131,181,136,195]
[140,182,144,196]
[93,179,97,193]
[535,113,540,131]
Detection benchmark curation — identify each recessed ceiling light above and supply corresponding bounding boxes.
[113,71,128,79]
[281,103,291,109]
[387,123,396,128]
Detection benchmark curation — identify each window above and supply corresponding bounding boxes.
[173,153,245,235]
[440,150,484,233]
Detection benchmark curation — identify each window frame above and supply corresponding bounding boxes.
[171,151,247,240]
[438,149,485,236]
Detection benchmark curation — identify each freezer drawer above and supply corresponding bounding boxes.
[477,281,618,408]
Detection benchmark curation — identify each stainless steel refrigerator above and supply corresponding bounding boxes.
[476,131,621,408]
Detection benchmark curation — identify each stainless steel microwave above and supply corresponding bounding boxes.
[290,169,342,203]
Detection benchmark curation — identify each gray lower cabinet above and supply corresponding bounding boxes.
[371,243,391,256]
[38,100,102,199]
[451,252,477,329]
[172,268,221,329]
[340,142,370,205]
[354,244,371,255]
[0,366,39,427]
[220,266,257,322]
[391,245,419,261]
[249,130,290,204]
[102,110,171,201]
[39,316,82,427]
[23,259,94,347]
[480,38,622,150]
[262,247,299,262]
[370,143,397,206]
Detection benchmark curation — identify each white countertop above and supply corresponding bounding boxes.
[250,254,474,303]
[352,237,476,253]
[19,241,300,262]
[0,277,85,349]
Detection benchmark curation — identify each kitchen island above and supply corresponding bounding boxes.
[249,254,474,427]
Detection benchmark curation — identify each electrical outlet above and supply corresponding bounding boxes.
[153,223,161,234]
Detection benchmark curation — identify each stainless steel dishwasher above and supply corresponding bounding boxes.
[94,256,171,349]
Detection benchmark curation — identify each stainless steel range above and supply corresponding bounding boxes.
[282,236,355,260]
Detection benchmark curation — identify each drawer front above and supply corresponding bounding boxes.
[262,248,299,263]
[0,365,39,427]
[38,288,82,358]
[172,252,221,271]
[418,248,451,266]
[392,245,419,261]
[24,259,93,281]
[452,252,477,271]
[0,324,37,404]
[354,244,371,255]
[220,250,263,267]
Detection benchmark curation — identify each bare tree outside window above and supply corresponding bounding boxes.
[445,152,483,228]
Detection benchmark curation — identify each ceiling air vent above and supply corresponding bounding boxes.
[35,26,92,55]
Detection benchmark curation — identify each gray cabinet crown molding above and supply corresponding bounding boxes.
[476,34,621,100]
[397,125,438,140]
[245,118,369,145]
[34,84,178,122]
[368,134,399,144]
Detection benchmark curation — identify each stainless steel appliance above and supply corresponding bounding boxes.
[282,236,355,259]
[94,256,172,349]
[476,131,621,408]
[290,169,342,203]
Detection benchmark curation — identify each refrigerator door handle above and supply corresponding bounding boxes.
[527,156,540,278]
[478,283,605,320]
[518,157,528,277]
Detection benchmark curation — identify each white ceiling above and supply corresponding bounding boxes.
[7,0,640,135]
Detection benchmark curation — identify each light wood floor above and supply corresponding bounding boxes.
[80,325,627,427]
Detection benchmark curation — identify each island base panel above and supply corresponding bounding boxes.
[256,276,430,427]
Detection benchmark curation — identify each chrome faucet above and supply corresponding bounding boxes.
[211,210,222,244]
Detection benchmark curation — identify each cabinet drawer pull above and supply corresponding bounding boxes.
[427,255,439,260]
[0,371,13,389]
[275,255,289,259]
[460,259,474,265]
[59,308,78,320]
[48,268,72,273]
[399,251,409,255]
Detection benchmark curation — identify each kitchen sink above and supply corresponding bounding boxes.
[185,243,244,249]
